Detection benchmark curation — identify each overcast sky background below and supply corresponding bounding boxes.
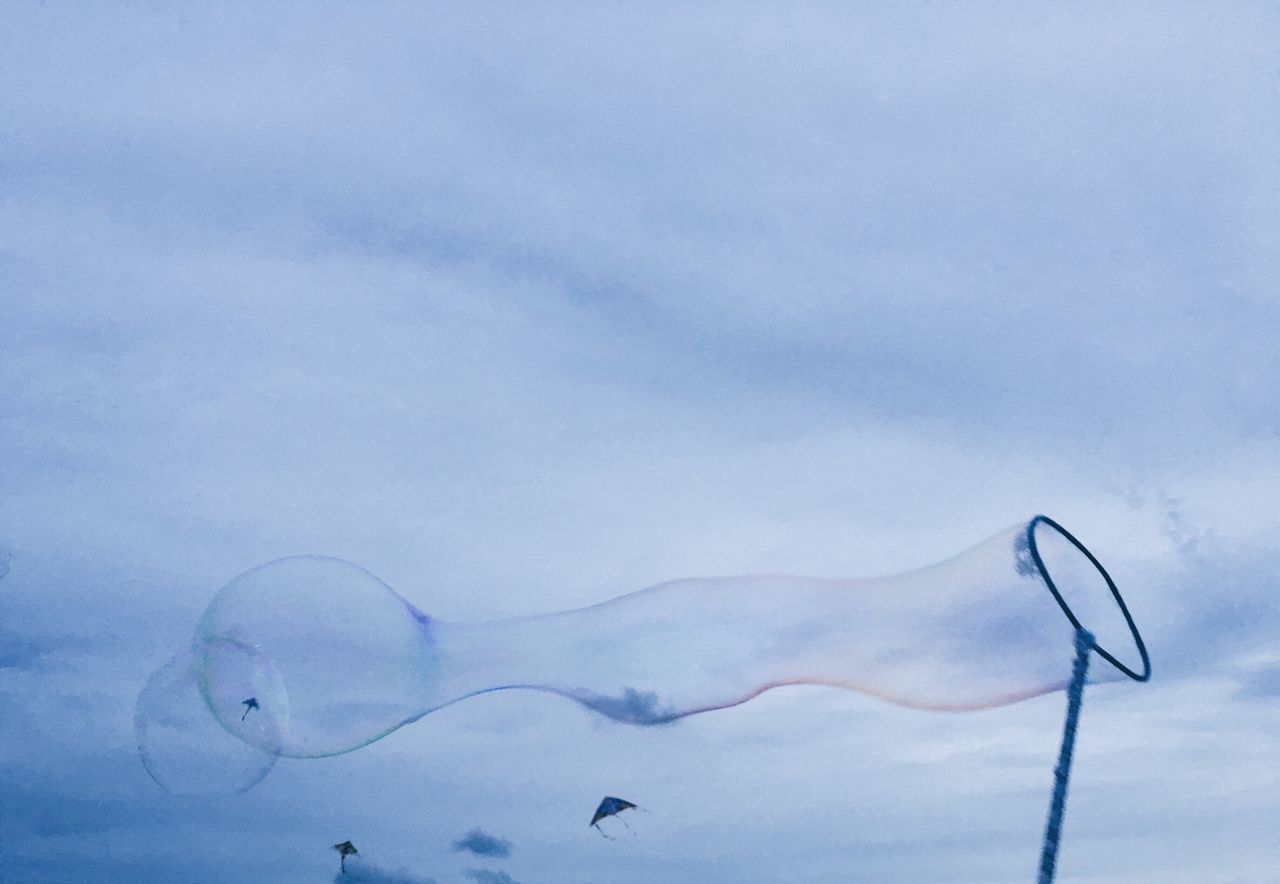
[2,3,1278,882]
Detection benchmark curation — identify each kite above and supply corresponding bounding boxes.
[590,796,639,839]
[240,697,259,721]
[332,840,358,874]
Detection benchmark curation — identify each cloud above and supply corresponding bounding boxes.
[1234,666,1280,701]
[578,687,678,725]
[451,828,513,859]
[1146,544,1280,681]
[334,862,436,884]
[0,630,97,671]
[0,636,54,671]
[462,870,520,884]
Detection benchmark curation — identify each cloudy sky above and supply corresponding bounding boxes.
[2,3,1278,882]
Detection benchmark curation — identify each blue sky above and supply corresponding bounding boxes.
[2,3,1278,882]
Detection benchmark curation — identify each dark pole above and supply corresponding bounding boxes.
[1037,628,1093,884]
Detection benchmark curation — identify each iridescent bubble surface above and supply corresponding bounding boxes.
[134,647,280,795]
[137,517,1147,792]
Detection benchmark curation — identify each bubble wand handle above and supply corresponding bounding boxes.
[1037,628,1093,884]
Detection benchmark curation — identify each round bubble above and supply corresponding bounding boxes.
[195,555,438,758]
[135,647,282,796]
[197,637,291,754]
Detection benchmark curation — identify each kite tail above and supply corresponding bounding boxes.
[1037,628,1092,884]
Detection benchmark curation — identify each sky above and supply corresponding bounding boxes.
[1,3,1278,882]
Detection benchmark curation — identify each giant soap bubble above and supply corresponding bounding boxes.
[137,515,1148,793]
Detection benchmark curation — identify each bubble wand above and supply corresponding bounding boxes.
[1024,516,1150,883]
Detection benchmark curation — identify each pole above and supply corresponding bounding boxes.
[1037,628,1093,884]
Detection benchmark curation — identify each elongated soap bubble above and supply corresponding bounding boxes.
[138,515,1148,785]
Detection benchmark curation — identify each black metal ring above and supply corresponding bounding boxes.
[1026,514,1151,682]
